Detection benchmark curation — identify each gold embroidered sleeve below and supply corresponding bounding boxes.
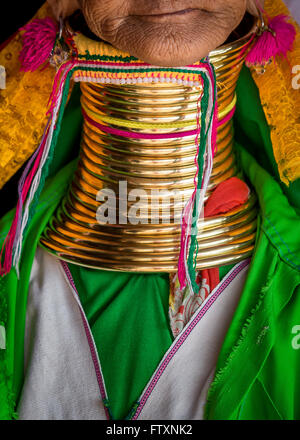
[250,0,300,186]
[0,3,55,190]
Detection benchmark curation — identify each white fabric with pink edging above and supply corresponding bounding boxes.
[17,247,249,420]
[17,247,107,421]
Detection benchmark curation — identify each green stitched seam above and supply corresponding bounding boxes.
[79,51,138,62]
[126,401,140,420]
[258,377,284,420]
[103,398,115,420]
[264,216,300,270]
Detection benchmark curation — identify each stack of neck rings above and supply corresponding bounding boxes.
[40,15,258,294]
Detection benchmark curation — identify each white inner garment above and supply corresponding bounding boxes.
[18,247,249,420]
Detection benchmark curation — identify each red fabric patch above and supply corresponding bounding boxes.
[201,268,220,294]
[200,177,250,291]
[204,177,250,218]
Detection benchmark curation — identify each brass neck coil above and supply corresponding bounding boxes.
[40,29,258,272]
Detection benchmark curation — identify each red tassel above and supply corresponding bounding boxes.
[19,17,58,72]
[246,14,296,68]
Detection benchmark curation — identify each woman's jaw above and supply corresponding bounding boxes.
[48,0,261,66]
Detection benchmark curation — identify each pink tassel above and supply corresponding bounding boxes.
[19,17,58,72]
[246,15,296,67]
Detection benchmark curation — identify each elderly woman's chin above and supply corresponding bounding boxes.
[48,0,259,66]
[101,12,241,66]
[76,2,249,67]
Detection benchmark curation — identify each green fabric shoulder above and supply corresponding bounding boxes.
[205,68,300,420]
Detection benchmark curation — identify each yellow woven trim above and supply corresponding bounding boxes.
[82,94,236,130]
[73,33,139,61]
[74,69,201,83]
[250,0,300,185]
[0,2,56,190]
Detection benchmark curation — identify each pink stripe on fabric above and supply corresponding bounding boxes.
[82,106,236,141]
[61,261,110,421]
[132,259,250,420]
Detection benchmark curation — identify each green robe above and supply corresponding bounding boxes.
[0,67,299,420]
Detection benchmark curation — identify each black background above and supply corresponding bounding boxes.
[1,1,45,43]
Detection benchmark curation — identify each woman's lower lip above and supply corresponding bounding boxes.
[147,8,196,17]
[134,8,199,22]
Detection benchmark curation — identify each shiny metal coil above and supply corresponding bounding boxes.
[40,16,258,272]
